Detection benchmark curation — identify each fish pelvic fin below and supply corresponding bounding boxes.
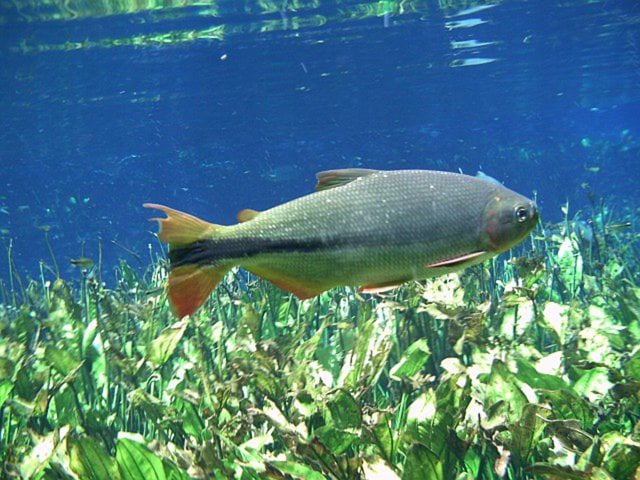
[144,203,231,317]
[427,250,487,268]
[144,203,224,248]
[168,264,230,318]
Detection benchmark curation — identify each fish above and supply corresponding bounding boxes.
[145,168,539,318]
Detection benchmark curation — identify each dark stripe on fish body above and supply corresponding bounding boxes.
[168,237,335,268]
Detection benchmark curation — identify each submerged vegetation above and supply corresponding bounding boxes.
[0,201,639,479]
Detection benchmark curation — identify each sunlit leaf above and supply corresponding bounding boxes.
[0,379,12,408]
[147,319,188,367]
[269,460,326,480]
[389,339,430,381]
[361,455,400,480]
[573,367,614,403]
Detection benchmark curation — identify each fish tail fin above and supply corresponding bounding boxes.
[144,203,231,317]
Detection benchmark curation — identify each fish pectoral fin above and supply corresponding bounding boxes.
[358,278,411,294]
[427,251,487,268]
[315,168,379,191]
[245,265,330,300]
[144,203,223,247]
[237,208,260,223]
[168,264,230,318]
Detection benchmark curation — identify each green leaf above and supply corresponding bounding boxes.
[540,389,593,429]
[557,234,583,295]
[68,434,120,480]
[389,339,430,381]
[315,424,359,455]
[515,357,568,390]
[601,434,640,479]
[269,460,325,480]
[147,319,188,367]
[0,379,12,408]
[509,404,542,467]
[485,361,528,423]
[572,367,613,402]
[338,314,394,392]
[528,463,592,479]
[624,349,640,382]
[402,443,443,480]
[116,436,166,480]
[326,388,361,430]
[45,344,81,376]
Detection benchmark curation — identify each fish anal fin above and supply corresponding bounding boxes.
[144,203,221,247]
[168,264,229,318]
[246,265,328,300]
[427,251,487,268]
[315,168,379,191]
[358,278,410,294]
[237,208,260,223]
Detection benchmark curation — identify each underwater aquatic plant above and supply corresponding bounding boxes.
[0,198,638,479]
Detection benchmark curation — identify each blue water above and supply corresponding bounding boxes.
[1,0,639,283]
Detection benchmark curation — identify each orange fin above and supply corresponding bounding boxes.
[168,264,229,318]
[245,265,329,300]
[144,203,222,247]
[427,251,486,268]
[315,168,378,191]
[237,208,260,223]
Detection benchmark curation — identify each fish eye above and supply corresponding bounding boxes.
[515,206,529,223]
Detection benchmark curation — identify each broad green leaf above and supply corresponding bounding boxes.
[370,412,394,462]
[147,319,188,367]
[269,460,325,480]
[402,443,443,480]
[116,436,166,480]
[528,463,594,479]
[601,433,640,480]
[68,434,120,480]
[45,344,81,376]
[484,361,528,423]
[542,301,570,344]
[326,388,361,430]
[625,349,640,382]
[389,339,430,381]
[515,358,568,390]
[315,424,358,455]
[19,426,71,479]
[541,389,593,429]
[509,403,542,467]
[557,234,583,296]
[573,367,613,402]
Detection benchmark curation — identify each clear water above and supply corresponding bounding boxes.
[1,0,638,281]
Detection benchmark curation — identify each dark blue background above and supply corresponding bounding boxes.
[1,0,638,282]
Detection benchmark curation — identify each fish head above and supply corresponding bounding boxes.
[480,190,539,253]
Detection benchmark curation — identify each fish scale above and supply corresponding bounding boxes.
[145,168,538,318]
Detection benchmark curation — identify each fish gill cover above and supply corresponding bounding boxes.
[1,0,640,478]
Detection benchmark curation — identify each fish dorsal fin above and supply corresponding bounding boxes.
[237,208,260,223]
[315,168,379,191]
[144,203,220,248]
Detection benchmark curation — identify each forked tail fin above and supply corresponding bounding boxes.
[144,203,230,318]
